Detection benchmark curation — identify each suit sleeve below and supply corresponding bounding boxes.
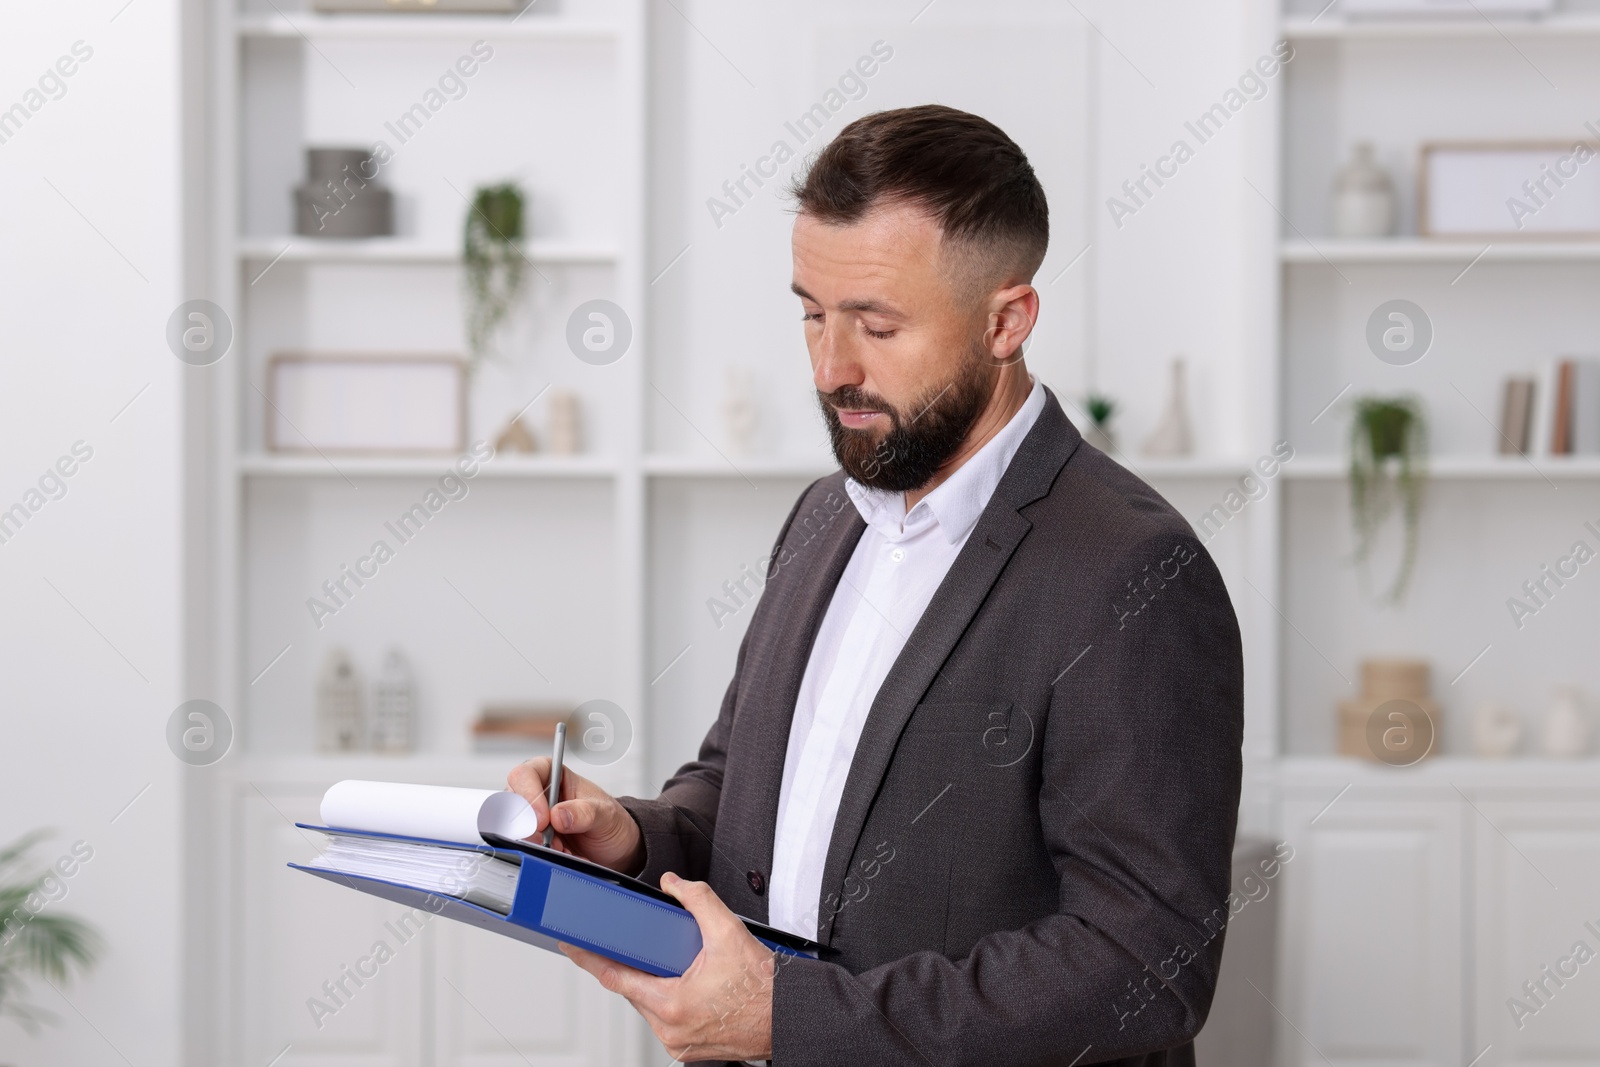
[771,530,1245,1067]
[616,483,819,888]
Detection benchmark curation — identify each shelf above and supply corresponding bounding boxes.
[237,453,617,478]
[1281,455,1600,478]
[1113,457,1260,480]
[643,455,837,479]
[235,12,619,40]
[1282,13,1600,38]
[1274,755,1600,791]
[220,751,640,793]
[642,455,1271,482]
[237,236,617,265]
[1281,238,1600,264]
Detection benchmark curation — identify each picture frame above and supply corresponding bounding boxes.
[311,0,524,12]
[265,353,467,455]
[1419,140,1600,239]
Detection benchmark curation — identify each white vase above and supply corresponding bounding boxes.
[1470,702,1522,758]
[1333,142,1397,239]
[1142,358,1194,458]
[1540,687,1591,758]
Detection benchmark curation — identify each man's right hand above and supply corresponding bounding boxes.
[507,757,646,876]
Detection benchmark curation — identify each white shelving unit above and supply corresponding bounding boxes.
[1265,7,1600,1065]
[1272,0,1600,758]
[197,1,648,1064]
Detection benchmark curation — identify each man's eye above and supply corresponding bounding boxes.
[864,325,894,340]
[801,311,823,323]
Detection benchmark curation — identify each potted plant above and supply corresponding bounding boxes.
[0,833,100,1037]
[462,182,528,370]
[1349,395,1427,603]
[1082,392,1118,453]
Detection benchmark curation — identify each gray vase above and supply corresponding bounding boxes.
[294,147,393,238]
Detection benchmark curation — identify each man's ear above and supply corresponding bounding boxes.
[982,284,1039,365]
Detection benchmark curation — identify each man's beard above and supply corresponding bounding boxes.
[817,346,997,493]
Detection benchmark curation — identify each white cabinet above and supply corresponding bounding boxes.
[1279,792,1465,1067]
[1275,765,1600,1067]
[236,786,428,1067]
[432,919,625,1067]
[227,772,637,1067]
[1471,798,1600,1067]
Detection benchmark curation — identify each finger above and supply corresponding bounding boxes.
[660,872,747,944]
[506,758,551,816]
[560,943,670,1012]
[551,796,610,836]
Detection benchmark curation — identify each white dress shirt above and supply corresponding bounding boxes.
[767,376,1046,938]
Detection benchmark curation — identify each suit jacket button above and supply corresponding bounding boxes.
[746,870,765,895]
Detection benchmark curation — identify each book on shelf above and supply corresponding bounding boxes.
[1497,377,1535,455]
[1574,360,1600,455]
[291,780,823,977]
[1545,358,1600,456]
[1511,359,1600,458]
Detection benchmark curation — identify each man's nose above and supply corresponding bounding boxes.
[812,323,863,394]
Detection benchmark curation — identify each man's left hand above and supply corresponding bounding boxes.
[561,871,776,1062]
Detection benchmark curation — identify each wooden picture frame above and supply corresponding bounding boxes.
[1419,140,1600,239]
[265,353,467,455]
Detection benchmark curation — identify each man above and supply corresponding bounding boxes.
[510,105,1243,1066]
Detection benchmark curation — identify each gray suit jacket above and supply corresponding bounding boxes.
[620,390,1244,1067]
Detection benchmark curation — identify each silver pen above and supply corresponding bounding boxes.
[542,720,566,847]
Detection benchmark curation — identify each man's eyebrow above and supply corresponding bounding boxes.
[788,283,899,316]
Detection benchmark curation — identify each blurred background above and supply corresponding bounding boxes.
[2,0,1599,1063]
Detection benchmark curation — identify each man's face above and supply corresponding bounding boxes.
[791,202,998,492]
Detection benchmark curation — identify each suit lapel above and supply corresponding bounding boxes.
[815,391,1081,943]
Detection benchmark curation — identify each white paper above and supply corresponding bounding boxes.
[320,780,540,845]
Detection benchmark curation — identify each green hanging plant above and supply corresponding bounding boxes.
[0,832,101,1034]
[463,182,528,369]
[1349,395,1427,603]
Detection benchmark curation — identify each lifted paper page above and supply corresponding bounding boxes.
[320,779,539,845]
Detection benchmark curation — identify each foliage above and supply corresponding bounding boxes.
[0,832,101,1034]
[1085,393,1117,427]
[463,182,528,369]
[1349,395,1427,603]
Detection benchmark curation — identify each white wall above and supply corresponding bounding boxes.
[0,2,184,1064]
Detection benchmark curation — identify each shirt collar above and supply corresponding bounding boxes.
[845,375,1046,545]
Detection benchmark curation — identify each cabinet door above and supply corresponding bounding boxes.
[431,918,635,1067]
[1279,795,1464,1067]
[236,785,426,1067]
[1471,798,1600,1067]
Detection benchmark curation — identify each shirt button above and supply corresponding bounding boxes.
[890,548,906,563]
[746,870,766,895]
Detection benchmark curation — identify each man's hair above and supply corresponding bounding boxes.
[790,105,1049,298]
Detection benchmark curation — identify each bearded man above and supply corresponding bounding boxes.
[511,104,1244,1067]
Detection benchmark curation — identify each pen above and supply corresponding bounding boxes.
[542,720,566,847]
